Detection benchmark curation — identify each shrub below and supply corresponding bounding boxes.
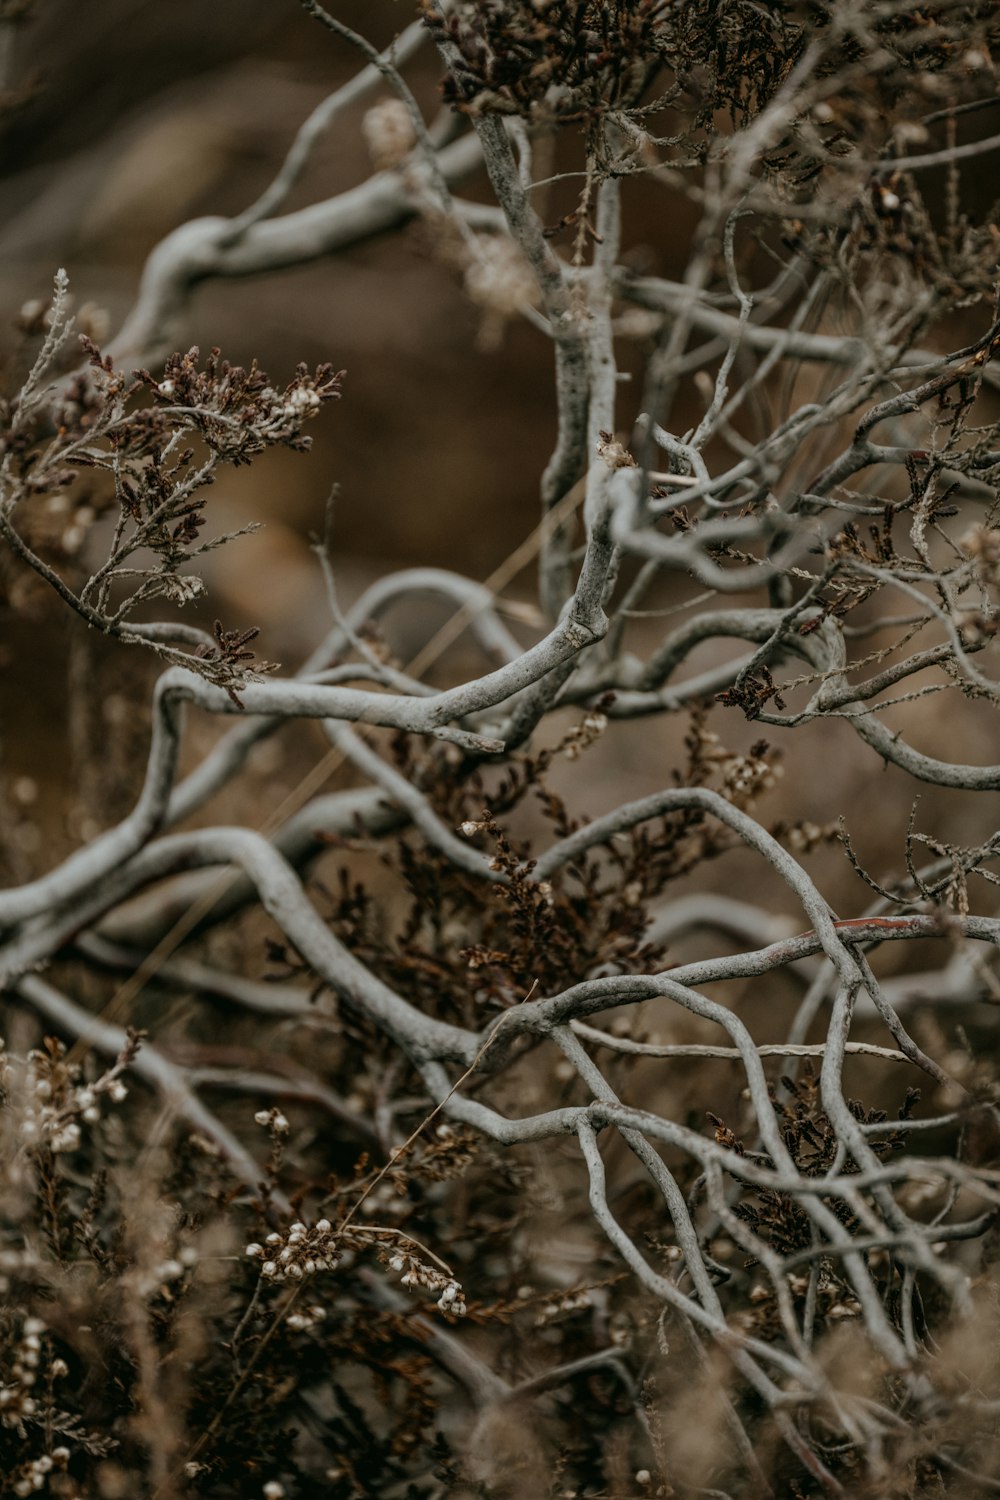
[3,2,1000,1494]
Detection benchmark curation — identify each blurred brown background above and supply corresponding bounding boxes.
[3,0,584,608]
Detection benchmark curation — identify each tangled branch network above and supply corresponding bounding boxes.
[5,2,1000,1492]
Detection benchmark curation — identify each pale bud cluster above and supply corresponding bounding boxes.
[362,98,416,171]
[464,235,539,319]
[960,525,1000,591]
[820,1296,863,1322]
[561,710,608,761]
[961,46,993,72]
[892,120,930,148]
[720,750,782,810]
[18,1041,128,1155]
[1,1317,46,1425]
[9,1448,71,1498]
[160,573,206,604]
[596,434,637,470]
[534,1288,593,1327]
[254,1106,290,1136]
[60,503,96,556]
[285,1303,327,1333]
[782,820,839,854]
[692,723,768,781]
[247,1219,341,1283]
[249,378,326,435]
[133,1244,197,1300]
[282,385,322,420]
[956,608,1000,647]
[387,1251,467,1316]
[1,1318,73,1464]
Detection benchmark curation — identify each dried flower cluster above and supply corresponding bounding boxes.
[248,1218,343,1282]
[0,271,343,695]
[361,97,416,170]
[11,1035,131,1157]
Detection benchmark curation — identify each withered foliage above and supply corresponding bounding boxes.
[310,713,784,1026]
[0,284,342,696]
[715,1065,918,1265]
[423,0,678,123]
[423,0,1000,150]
